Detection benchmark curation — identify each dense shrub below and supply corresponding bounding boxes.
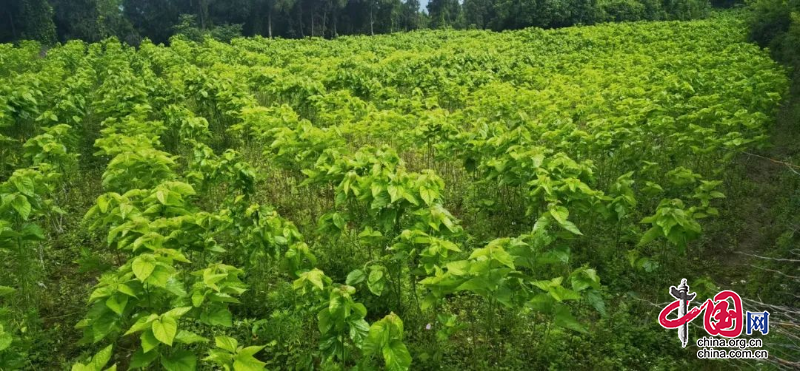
[747,0,800,84]
[663,0,711,19]
[600,0,647,21]
[748,0,794,46]
[599,0,709,22]
[173,14,244,43]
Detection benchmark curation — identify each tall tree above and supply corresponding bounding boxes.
[123,0,182,44]
[376,0,403,33]
[329,0,348,37]
[194,0,210,29]
[206,0,251,28]
[0,0,21,43]
[400,0,420,31]
[20,0,58,44]
[274,0,298,37]
[96,0,137,41]
[427,0,461,29]
[364,0,377,35]
[463,0,494,29]
[50,0,101,42]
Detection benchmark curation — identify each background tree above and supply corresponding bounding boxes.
[50,0,101,42]
[0,0,22,42]
[97,0,137,41]
[122,0,182,44]
[328,0,349,37]
[0,0,724,44]
[400,0,421,30]
[20,0,58,44]
[375,0,404,33]
[464,0,495,29]
[207,0,252,29]
[427,0,462,28]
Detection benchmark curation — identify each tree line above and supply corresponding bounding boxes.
[0,0,735,46]
[747,0,800,86]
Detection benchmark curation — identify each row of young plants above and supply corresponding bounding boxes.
[0,38,104,368]
[158,47,420,369]
[36,37,419,370]
[64,40,278,370]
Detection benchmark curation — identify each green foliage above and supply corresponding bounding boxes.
[173,15,244,43]
[20,0,58,45]
[205,336,267,371]
[600,0,647,21]
[71,344,116,371]
[747,0,800,85]
[0,12,790,371]
[1,0,715,46]
[363,313,412,371]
